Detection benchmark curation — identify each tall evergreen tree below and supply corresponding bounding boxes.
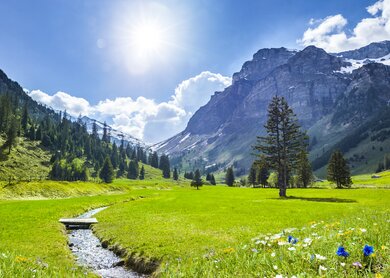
[253,96,306,197]
[191,169,203,189]
[4,116,18,154]
[21,102,29,133]
[139,165,145,180]
[102,122,110,143]
[257,165,269,188]
[225,167,235,186]
[173,167,179,181]
[127,160,139,179]
[209,174,216,185]
[248,162,257,186]
[99,157,115,183]
[159,154,171,178]
[150,151,159,168]
[296,150,313,188]
[327,150,352,188]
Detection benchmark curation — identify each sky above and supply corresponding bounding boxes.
[1,0,389,143]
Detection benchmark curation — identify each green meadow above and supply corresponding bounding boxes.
[0,171,389,277]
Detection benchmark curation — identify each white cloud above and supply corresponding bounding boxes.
[298,0,390,52]
[29,90,91,116]
[28,71,231,143]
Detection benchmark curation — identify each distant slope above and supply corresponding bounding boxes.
[0,137,51,181]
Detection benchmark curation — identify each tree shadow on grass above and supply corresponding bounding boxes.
[269,196,357,203]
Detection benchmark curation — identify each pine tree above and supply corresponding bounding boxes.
[110,142,119,168]
[127,160,139,179]
[206,173,211,181]
[296,150,313,188]
[159,154,171,178]
[253,96,306,197]
[150,151,159,168]
[173,167,179,180]
[327,150,352,188]
[102,122,110,143]
[256,163,269,187]
[225,167,235,186]
[4,116,18,154]
[99,157,115,183]
[210,174,216,185]
[21,102,29,133]
[191,169,203,189]
[248,162,257,186]
[139,165,145,180]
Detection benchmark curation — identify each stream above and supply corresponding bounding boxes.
[66,207,142,278]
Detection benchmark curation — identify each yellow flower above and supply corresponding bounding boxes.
[222,247,235,254]
[375,273,382,278]
[381,245,387,250]
[15,256,28,263]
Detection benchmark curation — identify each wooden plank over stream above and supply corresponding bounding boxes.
[59,218,98,226]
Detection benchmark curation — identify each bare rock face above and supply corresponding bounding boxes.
[338,41,390,59]
[155,42,390,173]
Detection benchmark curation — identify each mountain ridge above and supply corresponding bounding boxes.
[155,41,390,176]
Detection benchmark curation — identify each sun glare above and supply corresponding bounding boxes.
[132,22,165,54]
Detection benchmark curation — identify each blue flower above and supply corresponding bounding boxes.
[363,245,374,256]
[287,235,298,244]
[336,246,350,257]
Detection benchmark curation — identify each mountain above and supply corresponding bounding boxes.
[155,41,390,176]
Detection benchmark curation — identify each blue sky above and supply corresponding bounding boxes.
[0,0,382,142]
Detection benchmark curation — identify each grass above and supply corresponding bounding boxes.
[0,174,389,277]
[314,170,390,188]
[94,186,390,277]
[0,137,51,181]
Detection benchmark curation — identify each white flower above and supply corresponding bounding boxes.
[265,236,270,240]
[319,265,327,271]
[288,247,296,251]
[360,228,367,233]
[302,244,308,248]
[311,233,318,236]
[251,248,258,253]
[278,241,288,246]
[275,275,283,278]
[273,265,278,270]
[260,240,267,245]
[315,254,327,260]
[271,233,282,240]
[255,240,261,245]
[340,262,346,267]
[291,276,297,278]
[303,238,312,244]
[271,252,276,257]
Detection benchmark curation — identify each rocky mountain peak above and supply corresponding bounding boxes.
[338,40,390,59]
[288,45,348,74]
[232,47,295,83]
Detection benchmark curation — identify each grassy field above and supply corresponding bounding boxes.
[0,174,389,277]
[314,170,390,188]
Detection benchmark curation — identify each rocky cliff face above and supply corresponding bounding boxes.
[155,41,390,175]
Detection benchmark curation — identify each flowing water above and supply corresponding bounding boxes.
[66,207,143,278]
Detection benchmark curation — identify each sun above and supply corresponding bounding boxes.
[131,21,167,58]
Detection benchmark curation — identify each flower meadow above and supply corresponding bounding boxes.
[160,211,389,277]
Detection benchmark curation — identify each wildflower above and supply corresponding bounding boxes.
[287,235,298,244]
[273,265,278,270]
[278,241,288,246]
[275,275,283,278]
[288,247,296,251]
[223,247,235,254]
[251,248,258,253]
[374,274,382,278]
[381,245,387,250]
[340,262,346,267]
[303,238,312,244]
[15,256,28,263]
[319,265,327,271]
[360,228,367,233]
[363,245,374,256]
[352,261,363,268]
[310,254,315,261]
[271,252,276,257]
[315,254,327,260]
[336,246,350,257]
